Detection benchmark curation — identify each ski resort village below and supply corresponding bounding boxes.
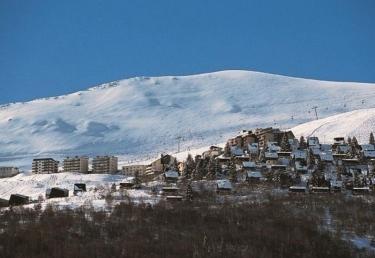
[1,126,375,208]
[1,71,375,256]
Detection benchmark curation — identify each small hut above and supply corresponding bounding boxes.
[73,183,87,195]
[9,194,29,206]
[46,187,69,199]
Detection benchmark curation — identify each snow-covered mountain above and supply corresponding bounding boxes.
[292,108,375,144]
[1,70,375,168]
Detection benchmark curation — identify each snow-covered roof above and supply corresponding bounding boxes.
[307,137,319,146]
[320,144,332,151]
[293,150,307,160]
[247,171,262,178]
[265,152,278,159]
[231,147,244,156]
[242,161,256,168]
[216,180,232,190]
[164,170,179,178]
[330,180,343,188]
[337,145,349,153]
[267,142,281,151]
[361,144,375,151]
[319,152,334,161]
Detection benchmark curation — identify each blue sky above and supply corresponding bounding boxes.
[0,0,374,104]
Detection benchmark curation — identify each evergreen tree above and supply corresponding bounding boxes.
[207,156,216,179]
[347,136,352,145]
[134,171,141,188]
[185,154,195,178]
[186,182,193,201]
[299,136,307,149]
[224,142,231,157]
[370,132,375,145]
[228,158,237,183]
[281,133,291,151]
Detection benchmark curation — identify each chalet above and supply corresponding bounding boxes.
[150,154,177,173]
[277,152,292,166]
[255,128,294,148]
[289,186,307,193]
[231,146,244,156]
[292,150,307,161]
[9,194,29,206]
[164,170,179,183]
[246,171,263,183]
[73,183,86,195]
[307,136,319,147]
[216,180,233,192]
[247,143,259,156]
[46,187,69,199]
[318,152,334,163]
[330,180,343,192]
[264,151,278,161]
[336,144,350,154]
[242,161,256,171]
[202,146,223,159]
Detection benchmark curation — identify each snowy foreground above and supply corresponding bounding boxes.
[1,70,375,169]
[0,172,156,209]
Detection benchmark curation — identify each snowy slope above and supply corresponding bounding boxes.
[292,108,375,144]
[1,70,375,168]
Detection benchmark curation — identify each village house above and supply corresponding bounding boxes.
[149,154,177,174]
[63,156,89,173]
[0,166,19,178]
[202,146,223,159]
[216,179,233,192]
[32,158,59,174]
[92,156,118,174]
[164,170,179,183]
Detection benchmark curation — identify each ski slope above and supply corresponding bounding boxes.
[292,108,375,144]
[1,70,375,169]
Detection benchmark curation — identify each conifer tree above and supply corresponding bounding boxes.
[134,171,141,188]
[185,154,195,178]
[347,136,352,145]
[281,133,290,151]
[224,142,231,157]
[228,158,237,183]
[186,182,193,201]
[299,136,307,149]
[207,156,216,179]
[370,132,375,145]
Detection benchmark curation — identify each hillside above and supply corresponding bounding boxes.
[292,108,375,143]
[1,70,375,168]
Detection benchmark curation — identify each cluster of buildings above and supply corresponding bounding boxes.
[212,128,375,193]
[31,156,118,174]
